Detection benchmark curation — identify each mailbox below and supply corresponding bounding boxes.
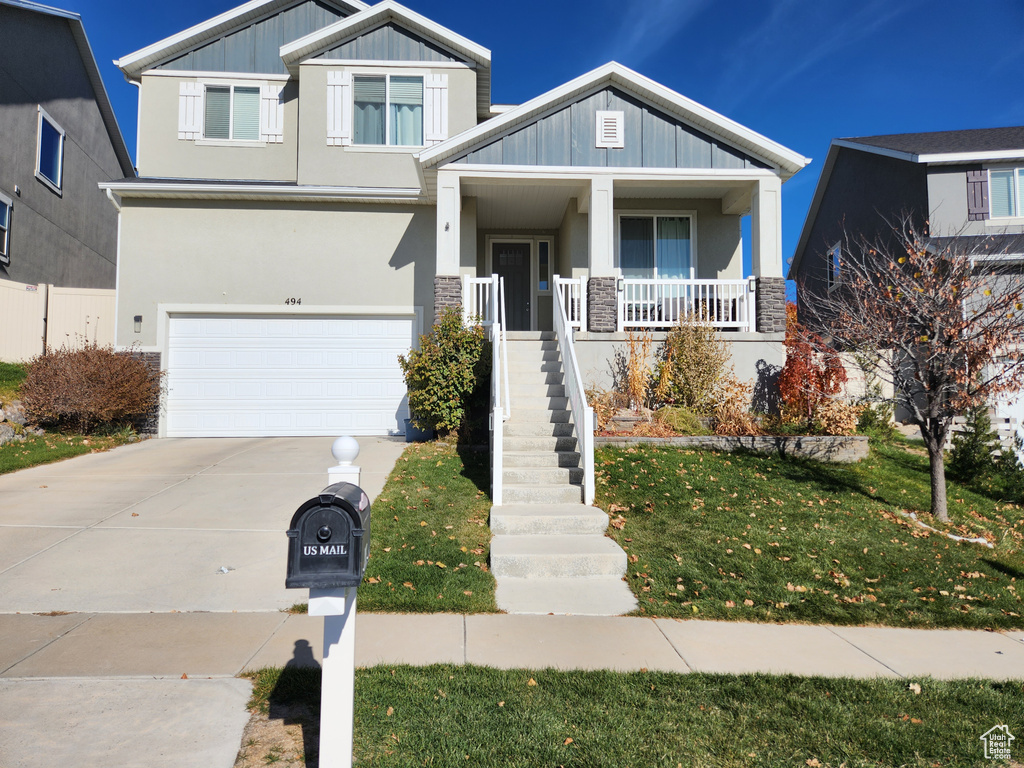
[286,482,371,589]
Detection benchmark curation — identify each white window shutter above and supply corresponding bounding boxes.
[326,71,352,146]
[424,73,448,146]
[259,84,285,143]
[178,82,203,140]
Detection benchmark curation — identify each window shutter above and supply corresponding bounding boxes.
[178,82,203,140]
[967,169,989,221]
[260,84,285,143]
[595,110,624,149]
[423,73,448,146]
[327,71,352,146]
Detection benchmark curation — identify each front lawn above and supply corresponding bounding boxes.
[0,361,28,401]
[598,442,1024,628]
[243,665,1022,767]
[0,431,137,475]
[354,441,497,613]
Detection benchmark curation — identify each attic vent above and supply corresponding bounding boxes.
[595,110,624,149]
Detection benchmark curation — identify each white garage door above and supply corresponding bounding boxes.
[165,314,414,437]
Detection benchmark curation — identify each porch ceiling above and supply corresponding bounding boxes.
[463,181,584,229]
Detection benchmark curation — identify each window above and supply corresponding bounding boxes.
[36,107,65,193]
[827,242,841,290]
[353,75,423,146]
[538,241,550,291]
[0,192,11,265]
[990,168,1023,218]
[204,85,260,141]
[619,215,693,279]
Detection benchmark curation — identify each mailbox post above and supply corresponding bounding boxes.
[286,481,371,768]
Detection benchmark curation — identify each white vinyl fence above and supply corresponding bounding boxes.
[0,278,115,362]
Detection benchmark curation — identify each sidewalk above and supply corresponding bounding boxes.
[1,611,1023,767]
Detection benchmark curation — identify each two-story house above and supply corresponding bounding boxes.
[790,126,1024,430]
[101,0,807,440]
[0,0,136,358]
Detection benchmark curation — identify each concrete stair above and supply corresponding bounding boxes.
[490,333,636,616]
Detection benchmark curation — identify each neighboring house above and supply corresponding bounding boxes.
[0,0,135,287]
[101,0,807,439]
[790,126,1024,429]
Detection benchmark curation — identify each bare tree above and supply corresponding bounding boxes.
[804,215,1024,522]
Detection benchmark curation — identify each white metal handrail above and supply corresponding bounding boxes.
[463,275,496,326]
[553,275,587,330]
[487,274,510,505]
[553,274,595,506]
[618,278,756,332]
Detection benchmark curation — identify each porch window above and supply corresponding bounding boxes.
[619,215,693,278]
[354,75,423,146]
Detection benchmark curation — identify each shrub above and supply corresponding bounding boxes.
[624,330,653,411]
[712,374,761,436]
[777,303,847,423]
[949,403,1001,481]
[630,419,676,437]
[652,316,730,413]
[587,386,625,432]
[654,405,711,435]
[21,344,160,433]
[399,308,489,435]
[813,399,861,436]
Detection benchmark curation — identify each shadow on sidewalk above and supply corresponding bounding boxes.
[267,640,322,767]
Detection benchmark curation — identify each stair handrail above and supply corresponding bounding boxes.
[552,274,595,506]
[489,273,510,506]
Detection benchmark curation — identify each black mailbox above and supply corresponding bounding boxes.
[286,482,371,589]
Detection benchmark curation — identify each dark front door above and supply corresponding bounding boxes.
[493,242,531,331]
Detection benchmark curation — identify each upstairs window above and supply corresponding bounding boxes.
[990,168,1022,218]
[204,85,260,141]
[353,75,423,146]
[36,107,65,194]
[827,242,841,291]
[0,191,11,265]
[619,215,694,279]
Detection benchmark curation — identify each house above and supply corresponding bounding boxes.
[790,127,1024,429]
[0,0,135,286]
[100,0,807,440]
[0,0,135,358]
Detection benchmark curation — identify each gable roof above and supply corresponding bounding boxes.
[115,0,368,80]
[1,0,135,177]
[417,62,809,179]
[835,126,1024,164]
[280,0,491,117]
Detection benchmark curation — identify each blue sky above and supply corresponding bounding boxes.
[62,0,1024,281]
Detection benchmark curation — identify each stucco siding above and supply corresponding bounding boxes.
[296,63,476,187]
[453,87,768,170]
[137,74,299,181]
[0,5,124,287]
[319,22,460,62]
[116,199,435,346]
[157,0,350,75]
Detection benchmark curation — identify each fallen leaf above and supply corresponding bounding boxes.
[386,707,394,716]
[463,590,473,596]
[383,547,391,552]
[564,738,574,746]
[527,678,537,686]
[911,718,923,724]
[180,673,188,679]
[743,599,754,606]
[806,760,822,767]
[498,701,504,707]
[909,683,921,695]
[724,600,736,608]
[419,521,427,526]
[367,577,380,584]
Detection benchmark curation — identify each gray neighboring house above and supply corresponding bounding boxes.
[102,0,807,439]
[0,0,135,288]
[790,126,1024,429]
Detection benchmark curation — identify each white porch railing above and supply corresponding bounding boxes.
[553,275,587,330]
[466,274,510,506]
[618,278,757,332]
[463,275,496,326]
[553,274,595,506]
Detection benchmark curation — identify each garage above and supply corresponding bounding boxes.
[164,314,414,437]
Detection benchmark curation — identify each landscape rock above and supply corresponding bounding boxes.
[4,401,27,426]
[0,423,15,445]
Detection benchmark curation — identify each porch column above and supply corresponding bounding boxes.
[751,175,786,333]
[587,176,617,332]
[434,171,462,325]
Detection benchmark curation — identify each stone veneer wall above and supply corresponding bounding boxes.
[756,277,787,333]
[133,351,162,435]
[433,276,462,326]
[587,277,617,333]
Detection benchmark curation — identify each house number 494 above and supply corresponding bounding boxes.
[285,298,302,305]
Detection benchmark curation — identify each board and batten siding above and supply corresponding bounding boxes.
[157,0,350,75]
[453,88,769,169]
[317,22,461,63]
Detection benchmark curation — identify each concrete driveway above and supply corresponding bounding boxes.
[0,436,406,614]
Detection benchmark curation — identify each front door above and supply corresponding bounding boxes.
[492,242,531,331]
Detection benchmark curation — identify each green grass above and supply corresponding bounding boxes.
[354,441,497,613]
[597,442,1024,629]
[0,431,137,475]
[0,361,28,402]
[244,665,1022,767]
